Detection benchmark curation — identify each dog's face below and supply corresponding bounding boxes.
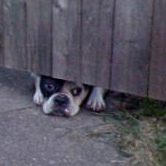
[40,76,89,117]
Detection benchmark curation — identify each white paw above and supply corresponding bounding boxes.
[33,90,44,105]
[87,88,106,111]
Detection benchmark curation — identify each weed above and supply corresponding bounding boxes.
[87,93,166,165]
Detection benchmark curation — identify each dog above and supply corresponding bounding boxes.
[32,74,106,117]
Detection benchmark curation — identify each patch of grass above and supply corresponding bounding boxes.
[115,115,160,166]
[154,123,166,165]
[138,97,166,117]
[114,97,166,166]
[88,95,166,165]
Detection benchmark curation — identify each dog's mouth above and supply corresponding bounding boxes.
[51,106,71,117]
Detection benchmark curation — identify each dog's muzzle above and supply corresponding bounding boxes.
[53,94,70,117]
[54,94,69,107]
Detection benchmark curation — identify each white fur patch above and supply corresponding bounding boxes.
[43,95,55,114]
[33,74,44,105]
[33,89,44,105]
[87,87,106,111]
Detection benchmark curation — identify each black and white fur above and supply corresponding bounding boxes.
[32,74,106,117]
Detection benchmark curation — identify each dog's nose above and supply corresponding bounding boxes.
[54,94,69,106]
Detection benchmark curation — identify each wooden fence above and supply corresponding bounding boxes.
[0,0,166,101]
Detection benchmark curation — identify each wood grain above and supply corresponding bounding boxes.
[81,0,114,88]
[111,0,154,96]
[52,0,81,82]
[81,0,100,85]
[3,0,27,69]
[96,0,114,88]
[27,0,52,75]
[0,0,4,66]
[149,0,166,100]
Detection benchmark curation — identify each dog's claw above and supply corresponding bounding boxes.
[33,90,44,105]
[87,94,106,111]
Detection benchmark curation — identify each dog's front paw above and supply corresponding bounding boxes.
[87,96,106,111]
[33,90,44,105]
[87,87,106,111]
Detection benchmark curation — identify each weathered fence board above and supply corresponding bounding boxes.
[81,0,99,85]
[1,0,166,101]
[52,0,81,82]
[27,0,52,75]
[4,0,27,69]
[111,0,154,96]
[82,0,114,88]
[0,0,4,66]
[149,0,166,100]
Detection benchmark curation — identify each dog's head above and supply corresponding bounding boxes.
[40,76,90,117]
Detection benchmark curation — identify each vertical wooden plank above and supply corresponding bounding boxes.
[81,0,100,86]
[81,0,112,87]
[0,0,4,66]
[96,0,114,88]
[26,0,39,73]
[3,0,27,70]
[81,0,114,88]
[27,0,52,75]
[149,0,166,100]
[111,0,154,96]
[38,0,52,75]
[52,0,81,82]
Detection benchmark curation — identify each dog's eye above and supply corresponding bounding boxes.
[71,87,82,96]
[45,83,55,91]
